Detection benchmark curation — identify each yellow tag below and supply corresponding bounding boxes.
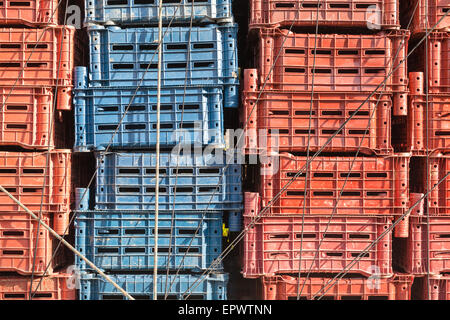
[222,223,229,238]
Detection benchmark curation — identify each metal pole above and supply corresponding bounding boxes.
[0,185,135,300]
[154,0,163,301]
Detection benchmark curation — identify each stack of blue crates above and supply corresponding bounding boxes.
[74,0,241,300]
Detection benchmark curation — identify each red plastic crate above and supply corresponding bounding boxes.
[242,207,393,278]
[249,0,400,30]
[0,273,75,300]
[412,32,450,94]
[404,72,450,155]
[0,212,54,275]
[395,216,450,275]
[0,86,69,150]
[261,274,413,300]
[407,0,450,35]
[0,0,58,27]
[258,153,410,216]
[255,29,409,115]
[427,276,450,300]
[0,26,75,108]
[242,69,393,155]
[418,155,450,216]
[0,150,71,235]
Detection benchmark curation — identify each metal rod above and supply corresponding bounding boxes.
[0,185,135,301]
[154,0,163,301]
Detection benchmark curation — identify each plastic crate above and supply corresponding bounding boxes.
[249,0,400,30]
[0,150,71,235]
[0,0,58,27]
[85,0,233,25]
[94,152,243,211]
[74,67,224,151]
[75,210,224,272]
[406,0,450,35]
[80,272,228,300]
[242,69,393,155]
[0,212,53,275]
[420,32,450,94]
[395,216,450,275]
[261,274,413,300]
[0,86,59,149]
[0,26,75,108]
[426,276,450,300]
[255,29,408,115]
[87,24,238,108]
[242,212,393,278]
[258,153,410,216]
[403,72,450,155]
[0,273,75,300]
[410,156,450,216]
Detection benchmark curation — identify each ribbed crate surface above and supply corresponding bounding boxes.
[242,212,393,278]
[0,212,53,275]
[254,29,408,112]
[409,156,450,216]
[75,210,224,272]
[0,26,75,106]
[0,150,71,235]
[258,153,409,215]
[80,272,228,300]
[94,152,243,211]
[406,0,450,35]
[88,24,239,108]
[418,32,450,94]
[395,216,450,275]
[249,0,400,30]
[0,273,75,300]
[242,69,393,155]
[86,0,233,25]
[426,276,450,300]
[0,0,59,27]
[0,86,62,150]
[261,274,413,300]
[74,67,224,151]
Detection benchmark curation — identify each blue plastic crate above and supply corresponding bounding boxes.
[87,24,238,108]
[94,152,243,211]
[79,272,228,300]
[85,0,233,25]
[74,67,224,151]
[75,210,224,272]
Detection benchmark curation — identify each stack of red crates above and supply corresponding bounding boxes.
[0,1,75,300]
[393,0,450,300]
[241,0,420,300]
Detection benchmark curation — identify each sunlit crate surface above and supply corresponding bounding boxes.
[0,26,75,107]
[79,272,228,300]
[0,150,71,235]
[254,28,409,116]
[0,273,75,300]
[261,274,413,300]
[0,212,53,275]
[249,0,400,30]
[93,152,243,211]
[395,216,450,275]
[75,210,224,272]
[0,86,67,150]
[74,67,224,151]
[87,24,239,108]
[85,0,233,25]
[242,69,393,155]
[258,153,410,216]
[0,0,59,27]
[242,206,393,278]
